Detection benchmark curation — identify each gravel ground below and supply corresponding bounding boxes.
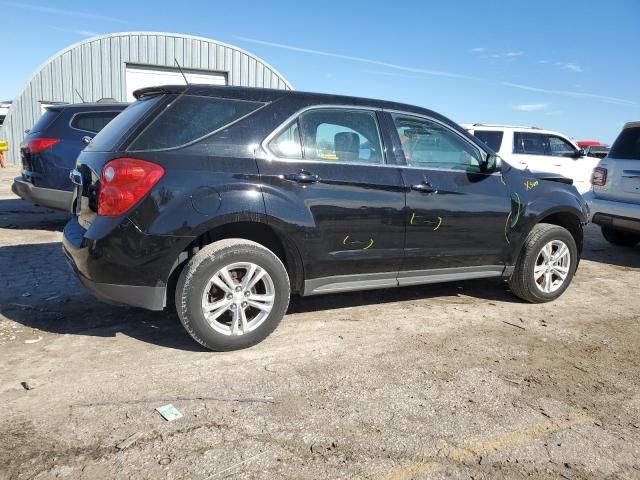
[0,165,639,479]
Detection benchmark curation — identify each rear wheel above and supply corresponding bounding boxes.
[601,226,640,247]
[175,239,290,351]
[508,224,577,303]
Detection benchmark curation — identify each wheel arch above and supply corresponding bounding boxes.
[535,208,585,257]
[166,220,305,309]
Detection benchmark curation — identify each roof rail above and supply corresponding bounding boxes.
[471,123,542,129]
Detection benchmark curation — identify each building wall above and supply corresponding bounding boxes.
[2,32,292,165]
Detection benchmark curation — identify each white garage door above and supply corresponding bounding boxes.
[125,65,227,101]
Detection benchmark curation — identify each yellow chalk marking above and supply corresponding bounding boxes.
[433,216,443,231]
[379,413,591,480]
[363,239,374,250]
[524,179,539,191]
[342,235,350,245]
[410,212,416,225]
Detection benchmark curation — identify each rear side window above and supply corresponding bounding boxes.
[71,111,120,133]
[29,110,61,134]
[513,132,546,155]
[609,127,640,160]
[129,95,263,151]
[88,95,162,152]
[473,130,503,152]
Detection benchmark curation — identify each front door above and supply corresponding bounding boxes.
[386,112,512,284]
[256,107,406,293]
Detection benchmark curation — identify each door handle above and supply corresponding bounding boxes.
[283,170,319,184]
[410,182,438,194]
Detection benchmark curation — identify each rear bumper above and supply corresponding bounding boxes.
[586,195,640,233]
[12,176,73,211]
[62,215,191,311]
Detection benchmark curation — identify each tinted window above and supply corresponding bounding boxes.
[29,110,61,134]
[514,132,546,155]
[88,95,162,152]
[393,115,482,171]
[473,130,503,152]
[71,112,120,133]
[0,115,5,126]
[129,95,263,151]
[609,127,640,160]
[548,135,576,157]
[268,122,302,159]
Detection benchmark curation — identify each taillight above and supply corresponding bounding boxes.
[591,167,607,186]
[26,138,61,153]
[97,158,164,216]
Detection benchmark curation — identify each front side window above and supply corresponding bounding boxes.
[473,130,504,152]
[71,112,120,133]
[393,115,482,171]
[547,135,577,157]
[129,95,263,151]
[513,132,546,155]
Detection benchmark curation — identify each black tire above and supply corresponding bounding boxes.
[601,226,640,247]
[508,223,577,303]
[175,239,290,351]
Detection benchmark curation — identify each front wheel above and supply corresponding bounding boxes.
[601,226,640,247]
[508,224,577,303]
[175,239,290,351]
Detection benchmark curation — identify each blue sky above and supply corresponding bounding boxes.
[1,0,638,143]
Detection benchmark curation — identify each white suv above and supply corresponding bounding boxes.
[463,124,600,195]
[587,121,640,246]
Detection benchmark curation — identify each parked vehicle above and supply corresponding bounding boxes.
[12,103,126,210]
[464,124,600,194]
[64,85,589,351]
[583,145,610,159]
[587,121,640,246]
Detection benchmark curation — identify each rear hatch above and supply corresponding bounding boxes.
[20,108,62,180]
[593,123,640,205]
[73,94,168,228]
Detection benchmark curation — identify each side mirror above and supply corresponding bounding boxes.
[485,153,502,172]
[574,148,585,158]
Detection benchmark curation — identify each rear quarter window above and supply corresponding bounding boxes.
[473,130,503,152]
[128,95,264,151]
[609,127,640,160]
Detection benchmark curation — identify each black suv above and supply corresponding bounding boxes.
[12,103,126,210]
[63,85,588,351]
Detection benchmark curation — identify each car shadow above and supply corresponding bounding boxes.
[0,198,69,231]
[288,278,518,314]
[1,240,521,352]
[0,241,206,352]
[580,225,640,269]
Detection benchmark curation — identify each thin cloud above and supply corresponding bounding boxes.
[471,47,524,59]
[51,27,100,37]
[559,62,583,73]
[2,1,129,23]
[235,36,481,81]
[512,103,549,112]
[235,36,635,107]
[470,47,487,53]
[502,82,634,106]
[486,51,523,59]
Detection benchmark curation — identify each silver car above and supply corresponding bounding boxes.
[587,121,640,246]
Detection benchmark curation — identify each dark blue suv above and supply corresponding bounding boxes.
[12,103,126,210]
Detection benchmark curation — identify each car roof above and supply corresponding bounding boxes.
[462,123,574,137]
[623,121,640,129]
[133,84,456,123]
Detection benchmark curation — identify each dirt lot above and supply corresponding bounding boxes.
[0,165,639,480]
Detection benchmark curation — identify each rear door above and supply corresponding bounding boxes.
[387,112,511,280]
[594,124,640,204]
[256,107,406,292]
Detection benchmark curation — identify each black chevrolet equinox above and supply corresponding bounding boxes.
[63,85,589,351]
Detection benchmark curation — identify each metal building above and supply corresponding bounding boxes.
[1,31,292,165]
